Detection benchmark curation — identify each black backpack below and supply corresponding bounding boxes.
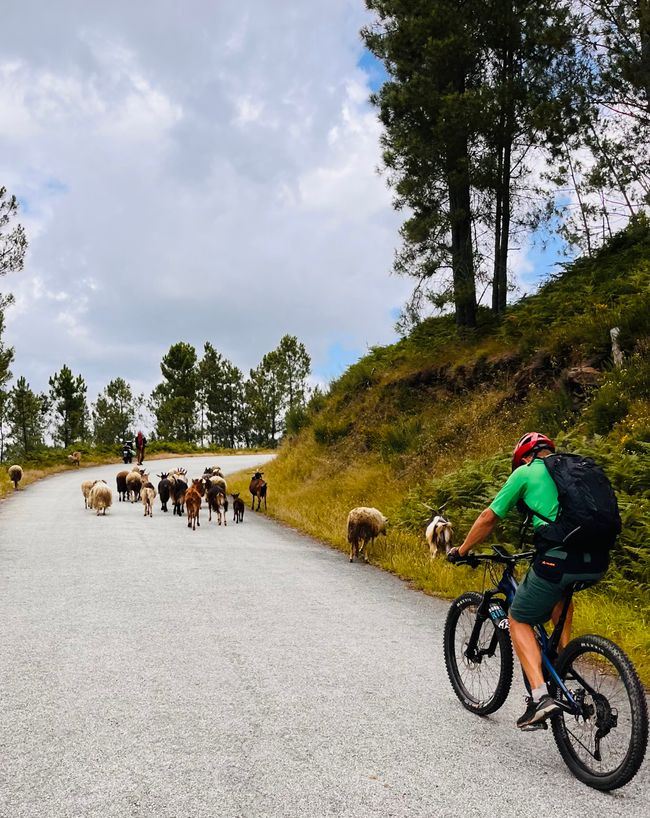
[529,453,622,552]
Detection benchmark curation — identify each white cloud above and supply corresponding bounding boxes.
[0,0,411,402]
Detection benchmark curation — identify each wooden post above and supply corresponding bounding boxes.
[610,327,623,367]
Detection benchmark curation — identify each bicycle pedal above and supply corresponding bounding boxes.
[519,720,549,732]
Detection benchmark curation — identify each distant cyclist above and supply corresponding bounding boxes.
[448,432,617,729]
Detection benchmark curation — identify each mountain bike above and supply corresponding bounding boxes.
[444,545,648,790]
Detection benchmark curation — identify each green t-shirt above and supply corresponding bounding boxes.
[489,458,559,529]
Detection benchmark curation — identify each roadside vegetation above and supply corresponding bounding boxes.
[231,222,650,684]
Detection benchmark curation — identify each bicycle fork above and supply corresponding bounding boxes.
[464,592,506,662]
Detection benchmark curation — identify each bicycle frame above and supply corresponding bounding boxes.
[463,553,583,716]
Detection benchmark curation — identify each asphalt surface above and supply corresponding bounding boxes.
[0,454,648,817]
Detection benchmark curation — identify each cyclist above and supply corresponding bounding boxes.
[447,432,609,729]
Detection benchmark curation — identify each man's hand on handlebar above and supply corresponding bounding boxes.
[447,547,479,568]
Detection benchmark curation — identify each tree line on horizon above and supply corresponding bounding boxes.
[0,335,311,461]
[363,1,650,329]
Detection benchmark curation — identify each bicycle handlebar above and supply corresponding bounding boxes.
[450,545,535,569]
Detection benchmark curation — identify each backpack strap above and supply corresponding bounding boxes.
[516,498,555,553]
[516,497,553,525]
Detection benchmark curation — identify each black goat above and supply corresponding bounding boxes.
[157,473,171,512]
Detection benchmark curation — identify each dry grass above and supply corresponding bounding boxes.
[228,438,650,687]
[0,459,114,501]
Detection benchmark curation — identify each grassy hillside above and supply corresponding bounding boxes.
[231,219,650,682]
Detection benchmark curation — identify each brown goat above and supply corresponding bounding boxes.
[184,480,202,530]
[249,471,267,511]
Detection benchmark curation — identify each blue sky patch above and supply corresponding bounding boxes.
[314,341,363,383]
[357,49,388,93]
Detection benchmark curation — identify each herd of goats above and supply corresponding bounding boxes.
[6,458,452,560]
[80,465,268,530]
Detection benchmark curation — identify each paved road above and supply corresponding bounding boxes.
[1,455,648,817]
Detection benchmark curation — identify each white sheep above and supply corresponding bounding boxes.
[88,480,112,516]
[125,467,143,503]
[81,479,97,509]
[425,514,454,558]
[8,464,23,489]
[204,471,227,497]
[346,507,388,563]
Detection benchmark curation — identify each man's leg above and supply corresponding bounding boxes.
[509,569,565,728]
[509,617,544,689]
[551,598,573,651]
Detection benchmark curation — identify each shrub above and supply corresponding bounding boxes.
[583,353,650,435]
[525,385,576,435]
[313,419,352,445]
[285,406,309,436]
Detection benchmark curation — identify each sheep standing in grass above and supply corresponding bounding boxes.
[347,507,388,563]
[425,515,454,558]
[8,464,23,489]
[88,480,112,516]
[68,451,81,467]
[81,479,97,508]
[141,479,156,517]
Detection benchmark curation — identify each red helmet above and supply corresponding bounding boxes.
[511,432,555,471]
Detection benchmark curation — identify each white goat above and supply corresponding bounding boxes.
[425,514,454,558]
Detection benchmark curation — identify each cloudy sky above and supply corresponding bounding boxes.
[0,0,420,402]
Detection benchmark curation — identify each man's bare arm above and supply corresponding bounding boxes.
[459,508,499,556]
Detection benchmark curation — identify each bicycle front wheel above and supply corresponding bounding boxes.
[552,634,648,790]
[444,591,513,716]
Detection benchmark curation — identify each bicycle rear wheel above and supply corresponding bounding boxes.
[551,634,648,790]
[444,591,513,716]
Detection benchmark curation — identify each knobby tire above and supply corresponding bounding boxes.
[444,591,513,716]
[551,634,648,791]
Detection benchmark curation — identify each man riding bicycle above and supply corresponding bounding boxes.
[448,432,610,729]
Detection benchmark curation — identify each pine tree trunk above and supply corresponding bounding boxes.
[492,143,504,313]
[447,138,476,328]
[638,0,650,111]
[496,136,512,315]
[493,32,514,316]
